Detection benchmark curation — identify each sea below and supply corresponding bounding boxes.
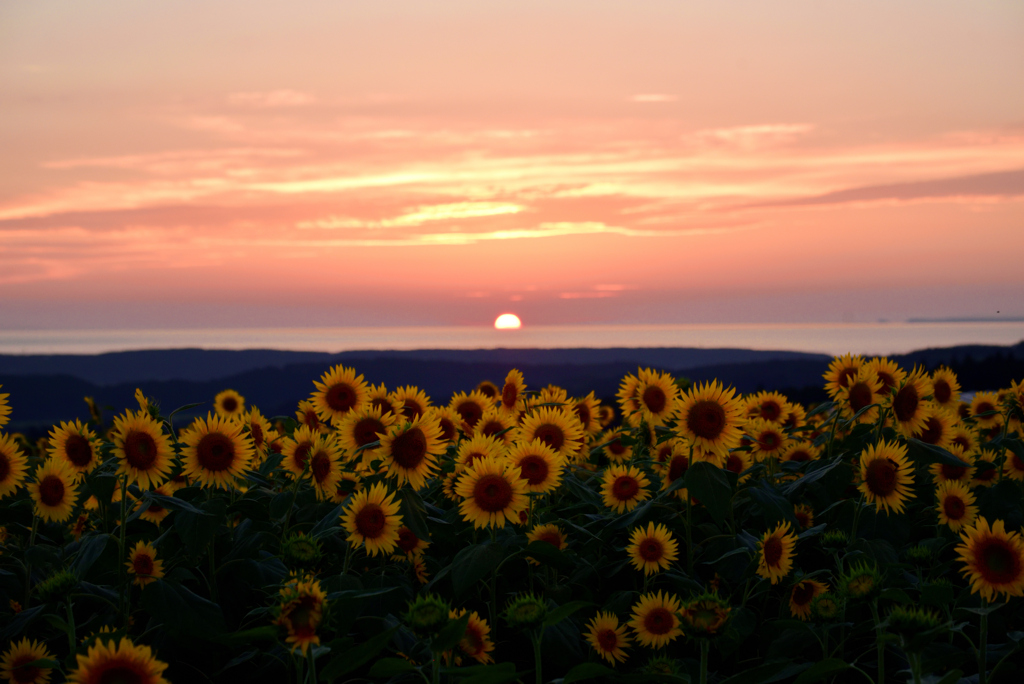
[1,322,1022,357]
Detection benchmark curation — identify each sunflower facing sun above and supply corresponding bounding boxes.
[179,413,255,490]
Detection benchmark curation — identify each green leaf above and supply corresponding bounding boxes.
[140,580,226,637]
[907,438,971,467]
[746,481,798,528]
[214,625,279,647]
[174,498,226,559]
[879,588,912,604]
[319,626,397,680]
[71,533,110,579]
[458,664,521,684]
[683,461,733,525]
[792,659,848,684]
[146,491,210,516]
[450,542,507,600]
[397,487,432,543]
[368,658,417,677]
[543,600,595,626]
[933,670,964,684]
[562,662,616,684]
[168,402,203,420]
[310,502,346,539]
[524,540,574,572]
[806,402,834,418]
[720,662,809,684]
[431,612,472,653]
[0,605,45,641]
[18,658,61,670]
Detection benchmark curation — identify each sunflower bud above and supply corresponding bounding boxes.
[809,593,844,622]
[887,605,947,651]
[404,593,450,637]
[819,529,848,552]
[840,561,882,601]
[504,593,547,630]
[281,532,322,569]
[679,592,731,638]
[35,569,78,603]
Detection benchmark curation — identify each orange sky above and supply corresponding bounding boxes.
[2,1,1023,329]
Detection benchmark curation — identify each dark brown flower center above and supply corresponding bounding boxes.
[391,428,427,470]
[918,417,944,445]
[310,451,332,484]
[597,628,619,651]
[839,367,858,388]
[940,464,967,481]
[250,423,264,449]
[397,527,419,553]
[643,386,667,414]
[943,495,966,520]
[534,424,565,451]
[196,433,235,472]
[474,474,512,512]
[39,475,65,507]
[763,535,783,567]
[353,417,385,447]
[787,449,811,462]
[687,400,726,440]
[612,475,640,500]
[518,455,549,485]
[536,531,562,548]
[481,420,504,438]
[221,396,238,413]
[979,540,1020,584]
[456,400,484,429]
[134,554,154,575]
[355,503,386,538]
[759,431,781,451]
[848,382,873,413]
[326,383,357,413]
[124,430,158,470]
[65,434,94,467]
[438,417,458,442]
[573,402,591,427]
[0,453,10,482]
[933,379,952,403]
[791,582,815,606]
[639,539,664,562]
[667,454,689,482]
[644,607,674,635]
[893,385,919,422]
[760,401,782,422]
[865,458,898,496]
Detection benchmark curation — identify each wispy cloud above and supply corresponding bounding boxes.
[629,94,677,103]
[227,90,317,108]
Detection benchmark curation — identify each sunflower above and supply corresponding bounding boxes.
[138,484,175,527]
[929,445,974,485]
[378,415,445,490]
[455,455,528,529]
[47,419,102,479]
[935,481,978,532]
[213,388,245,419]
[0,432,29,500]
[498,369,527,416]
[585,612,631,665]
[837,367,884,424]
[1003,445,1024,481]
[29,459,79,523]
[449,390,493,433]
[330,471,362,504]
[969,392,1002,430]
[393,526,431,560]
[475,379,500,400]
[242,407,277,465]
[823,353,865,398]
[474,408,516,446]
[341,482,403,557]
[126,540,165,587]
[306,433,344,500]
[391,386,433,421]
[280,424,318,477]
[972,449,1000,488]
[295,400,329,433]
[746,418,789,461]
[789,580,829,620]
[598,405,615,428]
[526,523,567,552]
[274,574,328,655]
[627,522,679,576]
[515,407,584,460]
[111,410,174,491]
[679,593,731,638]
[782,402,807,431]
[601,464,652,513]
[424,406,461,447]
[865,357,906,396]
[600,429,633,464]
[659,449,693,499]
[723,450,753,480]
[1,637,53,684]
[507,439,564,494]
[780,441,820,465]
[336,405,396,459]
[448,610,495,663]
[745,390,791,424]
[311,364,369,424]
[0,386,10,429]
[70,513,91,541]
[930,367,961,410]
[367,384,400,417]
[955,517,1024,602]
[949,424,979,455]
[676,381,745,457]
[571,392,602,436]
[628,591,683,649]
[454,434,506,471]
[858,440,916,515]
[888,368,932,438]
[914,404,955,448]
[793,503,815,530]
[634,370,680,426]
[67,637,169,684]
[756,521,797,585]
[180,413,255,490]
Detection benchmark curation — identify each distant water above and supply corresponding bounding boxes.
[1,322,1022,357]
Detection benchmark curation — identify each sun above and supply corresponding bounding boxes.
[494,313,522,330]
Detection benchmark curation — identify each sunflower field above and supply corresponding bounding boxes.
[1,357,1024,684]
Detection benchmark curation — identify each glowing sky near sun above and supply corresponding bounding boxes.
[1,1,1023,330]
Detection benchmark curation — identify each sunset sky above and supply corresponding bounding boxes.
[2,1,1023,330]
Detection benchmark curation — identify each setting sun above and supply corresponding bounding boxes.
[494,313,522,330]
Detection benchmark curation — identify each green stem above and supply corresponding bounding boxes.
[532,630,543,684]
[825,409,841,461]
[208,544,219,603]
[685,494,694,576]
[118,475,128,624]
[849,495,865,545]
[280,468,306,538]
[66,599,77,654]
[979,607,988,684]
[870,600,885,684]
[908,650,923,684]
[295,650,304,684]
[306,644,317,684]
[699,639,710,684]
[24,515,39,606]
[430,650,440,684]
